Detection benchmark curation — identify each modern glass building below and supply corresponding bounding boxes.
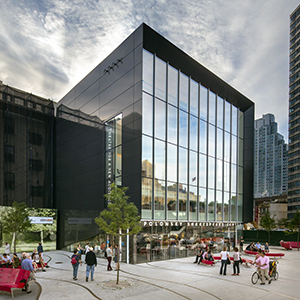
[288,4,300,218]
[55,24,254,262]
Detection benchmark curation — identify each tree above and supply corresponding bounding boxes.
[95,184,141,284]
[1,202,32,253]
[260,211,276,244]
[287,210,300,251]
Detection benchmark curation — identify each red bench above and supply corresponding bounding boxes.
[244,249,284,258]
[214,256,253,267]
[0,268,30,298]
[199,259,215,266]
[280,241,300,250]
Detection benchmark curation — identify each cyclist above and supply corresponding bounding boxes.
[255,249,272,285]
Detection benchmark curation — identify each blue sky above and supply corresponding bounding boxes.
[0,0,299,140]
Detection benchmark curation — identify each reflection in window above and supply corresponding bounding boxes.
[155,99,166,140]
[178,184,187,220]
[179,147,188,184]
[208,189,215,221]
[239,110,244,139]
[231,164,237,193]
[208,157,215,189]
[232,106,237,136]
[239,138,243,166]
[167,104,177,144]
[217,128,223,160]
[238,194,243,221]
[200,85,208,121]
[199,153,206,188]
[216,190,222,221]
[142,135,153,178]
[224,132,230,162]
[168,65,178,106]
[224,162,230,192]
[216,159,223,190]
[238,166,243,194]
[208,124,215,157]
[142,93,153,136]
[142,50,153,94]
[224,101,231,132]
[167,183,177,220]
[142,177,152,219]
[189,151,198,185]
[190,79,198,117]
[209,91,216,125]
[199,120,207,154]
[155,57,166,100]
[155,180,165,220]
[199,187,206,220]
[224,191,230,221]
[189,185,197,220]
[190,115,198,151]
[154,139,165,180]
[179,110,188,148]
[217,96,224,129]
[167,143,177,182]
[179,73,189,111]
[232,135,237,164]
[231,194,236,221]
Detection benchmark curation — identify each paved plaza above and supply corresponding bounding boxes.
[1,246,299,300]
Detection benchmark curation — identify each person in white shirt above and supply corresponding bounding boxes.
[219,246,230,275]
[255,242,261,250]
[1,253,12,268]
[232,247,240,276]
[4,242,10,255]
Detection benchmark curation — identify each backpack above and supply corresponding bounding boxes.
[71,255,77,265]
[104,249,107,258]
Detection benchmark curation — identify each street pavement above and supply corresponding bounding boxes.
[1,246,299,300]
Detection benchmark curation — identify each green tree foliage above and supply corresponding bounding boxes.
[287,210,300,251]
[1,202,32,253]
[260,211,276,244]
[95,184,141,284]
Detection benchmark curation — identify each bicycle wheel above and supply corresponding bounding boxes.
[251,272,259,284]
[274,271,279,281]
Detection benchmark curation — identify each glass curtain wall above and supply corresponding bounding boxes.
[141,49,243,222]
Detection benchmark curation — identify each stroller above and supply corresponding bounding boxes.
[269,260,279,281]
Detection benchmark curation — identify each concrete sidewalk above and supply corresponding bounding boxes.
[1,246,299,300]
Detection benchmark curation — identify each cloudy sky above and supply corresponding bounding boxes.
[0,0,299,140]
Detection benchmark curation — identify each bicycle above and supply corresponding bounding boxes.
[251,261,279,284]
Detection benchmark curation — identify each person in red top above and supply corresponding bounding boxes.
[255,250,272,285]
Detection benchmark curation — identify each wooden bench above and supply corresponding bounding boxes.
[0,268,30,298]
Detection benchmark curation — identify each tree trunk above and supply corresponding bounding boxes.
[41,230,44,244]
[12,232,16,253]
[116,232,120,284]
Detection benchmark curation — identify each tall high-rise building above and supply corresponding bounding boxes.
[288,4,300,218]
[254,114,287,198]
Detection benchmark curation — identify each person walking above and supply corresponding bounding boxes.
[85,247,97,282]
[21,253,36,294]
[220,246,230,276]
[232,247,240,276]
[114,244,120,271]
[71,249,81,280]
[37,242,43,256]
[256,250,272,285]
[239,236,244,252]
[4,242,10,256]
[106,244,113,271]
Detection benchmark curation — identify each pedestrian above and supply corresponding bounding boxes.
[85,247,97,282]
[106,244,113,271]
[239,236,244,252]
[232,247,240,276]
[255,250,272,285]
[37,242,43,256]
[21,253,36,294]
[77,244,83,260]
[71,249,81,280]
[219,246,230,276]
[114,244,120,271]
[4,242,10,256]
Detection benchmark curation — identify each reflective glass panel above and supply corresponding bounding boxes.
[224,162,230,192]
[199,120,207,154]
[190,79,198,117]
[217,128,223,160]
[208,189,215,221]
[200,85,208,121]
[178,184,187,220]
[238,166,243,194]
[231,194,236,221]
[179,73,189,112]
[167,183,177,220]
[232,135,237,165]
[224,191,230,221]
[189,150,198,185]
[224,101,231,132]
[142,50,153,94]
[199,153,206,188]
[208,124,215,157]
[199,187,206,220]
[154,180,165,220]
[142,135,153,178]
[179,110,188,148]
[167,104,177,144]
[217,96,224,129]
[224,132,230,162]
[232,105,237,136]
[238,194,243,221]
[231,164,237,193]
[155,57,166,101]
[142,92,153,136]
[216,159,223,190]
[179,147,188,184]
[239,110,244,139]
[209,90,216,125]
[168,65,178,106]
[142,177,152,219]
[154,139,165,180]
[189,185,198,220]
[208,157,215,189]
[155,99,166,140]
[239,138,243,166]
[167,143,177,182]
[216,190,222,221]
[190,115,198,151]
